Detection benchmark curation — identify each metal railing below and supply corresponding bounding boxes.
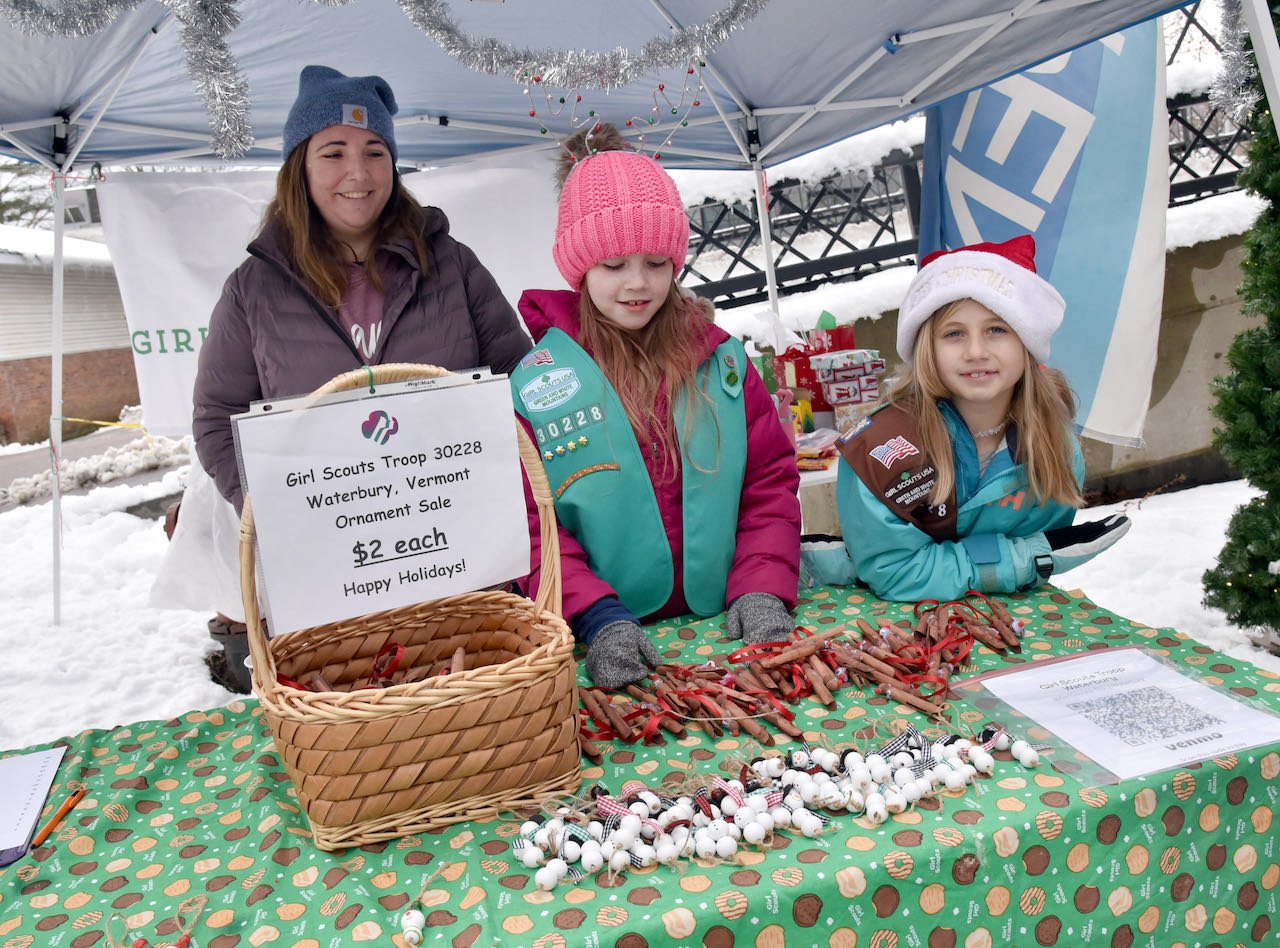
[684,3,1251,309]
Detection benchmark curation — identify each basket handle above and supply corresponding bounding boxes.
[238,363,563,683]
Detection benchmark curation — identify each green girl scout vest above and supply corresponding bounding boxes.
[511,328,748,617]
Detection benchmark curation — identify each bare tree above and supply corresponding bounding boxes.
[0,160,53,227]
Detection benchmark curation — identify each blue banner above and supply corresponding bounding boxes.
[919,22,1167,444]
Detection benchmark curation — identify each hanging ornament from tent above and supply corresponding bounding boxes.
[395,0,768,89]
[1210,0,1262,124]
[526,61,706,158]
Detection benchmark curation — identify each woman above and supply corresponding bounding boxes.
[189,65,530,690]
[194,64,531,513]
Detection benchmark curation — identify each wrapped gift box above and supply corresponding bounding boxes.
[803,324,855,353]
[809,349,886,383]
[773,346,830,411]
[823,375,880,406]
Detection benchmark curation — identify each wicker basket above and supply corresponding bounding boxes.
[239,363,581,851]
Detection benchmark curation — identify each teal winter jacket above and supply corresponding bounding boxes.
[836,401,1082,602]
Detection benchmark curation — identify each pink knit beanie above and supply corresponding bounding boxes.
[553,150,690,290]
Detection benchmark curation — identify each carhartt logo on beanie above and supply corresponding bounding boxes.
[283,65,399,162]
[896,234,1065,363]
[553,150,690,290]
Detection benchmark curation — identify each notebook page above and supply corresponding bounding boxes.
[0,746,68,865]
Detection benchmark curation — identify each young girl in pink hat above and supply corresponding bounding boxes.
[510,124,801,689]
[834,234,1130,602]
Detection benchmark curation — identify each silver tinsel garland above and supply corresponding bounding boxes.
[394,0,770,89]
[1210,0,1261,125]
[170,0,254,158]
[2,0,253,159]
[0,0,140,36]
[1,0,767,160]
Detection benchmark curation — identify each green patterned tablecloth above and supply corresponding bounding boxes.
[3,585,1279,948]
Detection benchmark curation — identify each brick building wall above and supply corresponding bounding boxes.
[0,348,139,444]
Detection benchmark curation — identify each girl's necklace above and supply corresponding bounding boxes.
[970,420,1007,439]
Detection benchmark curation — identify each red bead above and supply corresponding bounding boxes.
[654,152,661,159]
[693,100,701,107]
[576,95,582,102]
[532,75,541,82]
[625,119,633,126]
[529,110,536,116]
[658,83,665,91]
[688,67,695,74]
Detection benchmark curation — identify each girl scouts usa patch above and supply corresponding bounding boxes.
[519,368,580,412]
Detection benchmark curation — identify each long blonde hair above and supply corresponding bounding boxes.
[261,142,430,308]
[884,302,1082,507]
[577,283,718,476]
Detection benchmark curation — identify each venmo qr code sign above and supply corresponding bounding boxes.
[978,647,1280,781]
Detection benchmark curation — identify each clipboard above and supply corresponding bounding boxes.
[0,746,67,865]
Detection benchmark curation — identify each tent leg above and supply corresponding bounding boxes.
[51,175,65,625]
[751,157,780,311]
[1241,0,1280,142]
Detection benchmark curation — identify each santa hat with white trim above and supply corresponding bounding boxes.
[895,234,1065,364]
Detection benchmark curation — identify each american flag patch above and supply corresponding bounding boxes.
[519,348,555,369]
[869,435,920,468]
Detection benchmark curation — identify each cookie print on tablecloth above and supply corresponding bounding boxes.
[6,592,1280,947]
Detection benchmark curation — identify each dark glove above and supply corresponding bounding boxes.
[585,621,659,689]
[1044,515,1132,574]
[724,592,795,645]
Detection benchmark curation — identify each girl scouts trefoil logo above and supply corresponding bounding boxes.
[361,410,399,444]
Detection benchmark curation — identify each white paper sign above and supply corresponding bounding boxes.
[982,648,1280,781]
[233,375,530,634]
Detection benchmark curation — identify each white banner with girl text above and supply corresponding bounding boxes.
[98,155,560,437]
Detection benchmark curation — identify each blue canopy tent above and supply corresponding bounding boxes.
[3,0,1277,620]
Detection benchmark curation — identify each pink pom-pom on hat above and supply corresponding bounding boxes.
[553,150,689,291]
[896,234,1065,364]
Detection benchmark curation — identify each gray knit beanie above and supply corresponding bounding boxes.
[282,65,398,162]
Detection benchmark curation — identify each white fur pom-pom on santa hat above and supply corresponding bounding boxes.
[896,234,1065,364]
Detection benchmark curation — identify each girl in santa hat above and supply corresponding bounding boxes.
[834,235,1130,602]
[509,123,801,689]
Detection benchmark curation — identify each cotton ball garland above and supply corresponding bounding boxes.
[508,725,1048,892]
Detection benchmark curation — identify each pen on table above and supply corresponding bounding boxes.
[31,784,87,848]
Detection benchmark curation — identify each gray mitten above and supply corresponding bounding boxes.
[725,592,794,645]
[585,621,659,689]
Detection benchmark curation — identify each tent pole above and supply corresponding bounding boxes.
[748,115,780,312]
[50,173,65,625]
[751,158,780,310]
[1241,0,1280,143]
